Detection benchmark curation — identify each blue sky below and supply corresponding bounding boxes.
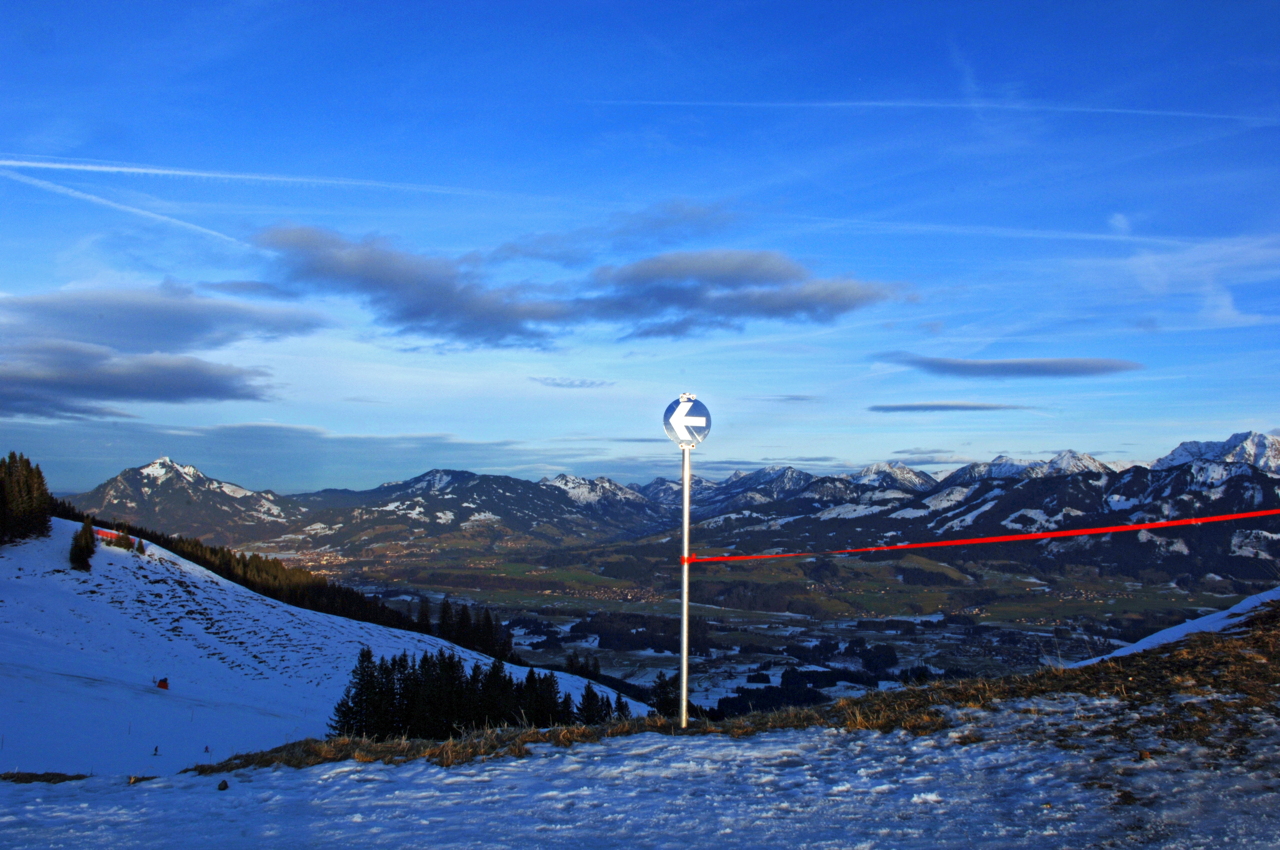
[1,1,1278,493]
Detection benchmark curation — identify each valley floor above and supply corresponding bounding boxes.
[3,691,1278,849]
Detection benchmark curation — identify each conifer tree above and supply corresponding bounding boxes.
[477,608,496,656]
[558,692,576,725]
[649,672,679,718]
[416,597,432,634]
[479,659,514,724]
[69,518,96,571]
[492,613,514,661]
[455,605,474,649]
[437,598,455,642]
[519,668,542,726]
[329,646,378,737]
[578,682,610,724]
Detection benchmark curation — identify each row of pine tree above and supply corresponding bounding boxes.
[415,597,515,661]
[329,647,631,740]
[0,452,51,544]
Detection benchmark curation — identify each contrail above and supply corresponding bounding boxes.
[0,158,518,198]
[799,214,1191,247]
[0,169,243,244]
[591,99,1278,124]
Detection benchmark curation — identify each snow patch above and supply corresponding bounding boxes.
[1231,528,1280,559]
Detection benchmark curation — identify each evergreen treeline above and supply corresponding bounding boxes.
[329,647,631,740]
[645,670,716,721]
[559,649,653,705]
[422,597,515,660]
[0,452,51,544]
[568,611,712,655]
[715,666,830,716]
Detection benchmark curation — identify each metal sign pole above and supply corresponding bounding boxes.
[661,392,710,732]
[680,442,691,729]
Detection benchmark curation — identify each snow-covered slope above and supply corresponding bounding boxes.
[0,520,637,776]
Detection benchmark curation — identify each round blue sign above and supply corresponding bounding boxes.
[663,396,711,445]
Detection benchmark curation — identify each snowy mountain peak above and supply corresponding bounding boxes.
[139,457,201,484]
[1153,431,1280,474]
[629,474,721,506]
[403,470,464,493]
[853,462,938,492]
[944,451,1110,485]
[943,455,1038,485]
[540,473,651,507]
[727,466,813,490]
[69,459,306,546]
[1039,450,1111,476]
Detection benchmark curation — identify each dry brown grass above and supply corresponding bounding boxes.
[825,598,1280,747]
[183,599,1280,776]
[0,771,89,784]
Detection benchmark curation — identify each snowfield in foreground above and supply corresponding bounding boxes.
[2,696,1278,849]
[4,521,1280,847]
[0,519,631,777]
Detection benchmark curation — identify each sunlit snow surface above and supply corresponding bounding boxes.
[2,702,1279,849]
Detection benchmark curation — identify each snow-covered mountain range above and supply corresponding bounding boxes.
[65,432,1280,576]
[0,519,635,777]
[700,439,1280,582]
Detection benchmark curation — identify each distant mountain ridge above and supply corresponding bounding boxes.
[1153,431,1280,473]
[66,432,1280,568]
[68,457,308,547]
[941,449,1113,486]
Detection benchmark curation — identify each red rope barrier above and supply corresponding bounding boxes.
[685,507,1280,564]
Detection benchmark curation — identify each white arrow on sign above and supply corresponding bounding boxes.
[668,401,707,442]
